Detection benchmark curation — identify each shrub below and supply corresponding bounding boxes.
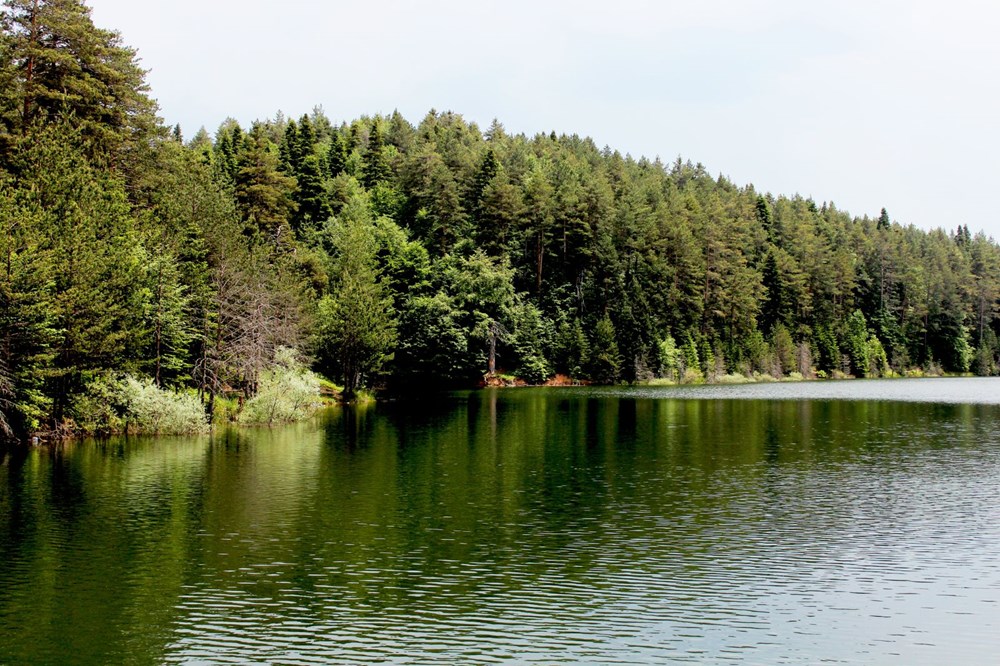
[120,377,209,435]
[681,368,704,384]
[239,348,322,425]
[70,373,126,434]
[70,374,208,435]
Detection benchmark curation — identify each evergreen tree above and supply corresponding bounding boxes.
[3,123,149,425]
[589,315,621,383]
[362,119,391,189]
[234,123,297,239]
[316,193,397,396]
[1,0,159,165]
[326,130,347,178]
[877,207,891,230]
[291,153,330,231]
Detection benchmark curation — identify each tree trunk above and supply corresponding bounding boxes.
[488,322,497,376]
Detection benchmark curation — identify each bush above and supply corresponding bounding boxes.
[120,377,209,435]
[70,373,126,434]
[70,374,209,435]
[681,368,704,384]
[239,348,322,425]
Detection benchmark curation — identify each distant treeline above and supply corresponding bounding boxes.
[2,0,999,439]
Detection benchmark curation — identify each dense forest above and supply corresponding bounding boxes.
[2,0,1000,440]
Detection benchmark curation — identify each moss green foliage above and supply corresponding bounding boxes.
[3,2,1000,441]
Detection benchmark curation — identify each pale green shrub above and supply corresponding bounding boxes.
[120,376,209,435]
[716,373,751,384]
[681,368,704,385]
[70,374,208,435]
[239,348,322,425]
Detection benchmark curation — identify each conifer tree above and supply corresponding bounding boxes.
[326,130,347,178]
[316,193,397,396]
[1,0,159,165]
[234,123,297,239]
[362,119,391,189]
[877,207,891,230]
[590,315,621,383]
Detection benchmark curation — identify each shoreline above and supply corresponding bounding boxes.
[6,372,984,447]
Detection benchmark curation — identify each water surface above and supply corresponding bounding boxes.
[2,378,999,664]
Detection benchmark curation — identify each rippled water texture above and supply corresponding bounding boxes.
[3,378,1000,664]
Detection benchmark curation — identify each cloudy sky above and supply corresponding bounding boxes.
[89,0,1000,238]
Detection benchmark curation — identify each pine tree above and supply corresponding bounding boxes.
[291,153,330,231]
[877,207,891,231]
[234,123,297,239]
[326,130,347,178]
[1,0,159,165]
[4,123,149,424]
[316,193,397,396]
[589,315,621,383]
[361,119,390,189]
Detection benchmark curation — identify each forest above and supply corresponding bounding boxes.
[2,0,1000,440]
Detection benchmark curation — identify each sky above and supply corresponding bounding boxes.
[88,0,1000,238]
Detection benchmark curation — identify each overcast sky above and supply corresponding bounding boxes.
[89,0,1000,238]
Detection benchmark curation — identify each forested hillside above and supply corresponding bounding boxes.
[2,0,1000,440]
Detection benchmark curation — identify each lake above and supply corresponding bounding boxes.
[2,378,1000,664]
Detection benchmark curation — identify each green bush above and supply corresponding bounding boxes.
[517,353,552,385]
[681,368,704,384]
[69,373,126,434]
[239,349,322,425]
[120,377,209,435]
[716,373,751,384]
[70,374,208,435]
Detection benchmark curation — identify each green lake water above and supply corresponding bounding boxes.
[2,378,1000,664]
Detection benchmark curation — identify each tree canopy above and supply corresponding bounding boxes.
[3,1,1000,440]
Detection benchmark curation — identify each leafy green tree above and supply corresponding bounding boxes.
[866,334,890,377]
[316,195,397,396]
[394,292,469,386]
[844,310,872,377]
[657,334,680,381]
[589,315,621,383]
